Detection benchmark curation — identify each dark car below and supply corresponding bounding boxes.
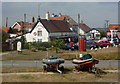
[86,41,97,49]
[88,41,103,48]
[61,44,75,50]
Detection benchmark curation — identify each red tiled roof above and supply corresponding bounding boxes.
[16,21,35,29]
[107,24,120,32]
[50,17,65,21]
[0,27,10,33]
[79,23,91,32]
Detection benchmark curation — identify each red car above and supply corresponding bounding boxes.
[98,40,111,47]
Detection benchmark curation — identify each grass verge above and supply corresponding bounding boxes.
[2,46,119,60]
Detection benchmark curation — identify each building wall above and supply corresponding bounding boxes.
[25,22,49,42]
[107,31,120,39]
[49,32,76,37]
[87,29,100,39]
[79,28,85,34]
[13,24,21,31]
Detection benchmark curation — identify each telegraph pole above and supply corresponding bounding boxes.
[24,13,26,33]
[6,17,8,27]
[105,20,109,36]
[38,3,41,17]
[78,13,80,50]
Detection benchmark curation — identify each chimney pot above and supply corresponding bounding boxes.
[59,13,62,17]
[32,17,35,23]
[46,12,50,20]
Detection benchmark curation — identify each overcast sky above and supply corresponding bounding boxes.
[1,1,119,28]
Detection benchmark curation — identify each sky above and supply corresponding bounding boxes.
[0,1,119,28]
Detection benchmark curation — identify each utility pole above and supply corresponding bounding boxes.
[6,17,8,27]
[24,13,26,33]
[38,3,41,17]
[78,13,80,50]
[105,20,109,36]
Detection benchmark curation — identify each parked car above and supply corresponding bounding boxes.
[86,41,102,49]
[98,40,111,47]
[87,41,103,48]
[107,38,119,45]
[61,44,75,50]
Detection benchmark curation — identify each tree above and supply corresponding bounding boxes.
[100,31,106,39]
[52,39,64,53]
[0,31,9,42]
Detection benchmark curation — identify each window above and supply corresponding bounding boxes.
[38,39,42,42]
[38,31,42,36]
[96,34,100,37]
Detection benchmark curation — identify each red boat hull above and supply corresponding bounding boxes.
[72,58,99,68]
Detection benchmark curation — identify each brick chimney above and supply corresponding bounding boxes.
[32,17,35,23]
[37,16,40,21]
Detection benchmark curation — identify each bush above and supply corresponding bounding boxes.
[38,46,46,51]
[23,43,29,49]
[23,39,64,51]
[31,48,38,52]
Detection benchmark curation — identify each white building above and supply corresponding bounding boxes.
[86,28,101,39]
[25,16,77,42]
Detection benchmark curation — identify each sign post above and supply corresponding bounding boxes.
[17,41,22,54]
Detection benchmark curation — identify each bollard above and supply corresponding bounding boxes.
[95,48,97,51]
[107,46,109,48]
[103,47,105,49]
[91,47,93,50]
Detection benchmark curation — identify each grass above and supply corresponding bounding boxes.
[2,66,119,82]
[2,46,119,60]
[2,71,119,82]
[2,66,118,73]
[2,67,43,73]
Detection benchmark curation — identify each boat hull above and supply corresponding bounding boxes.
[42,59,64,64]
[72,58,99,67]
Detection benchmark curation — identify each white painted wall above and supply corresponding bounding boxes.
[87,29,100,39]
[79,28,85,35]
[25,22,49,42]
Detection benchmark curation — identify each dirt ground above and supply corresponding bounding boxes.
[2,72,119,82]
